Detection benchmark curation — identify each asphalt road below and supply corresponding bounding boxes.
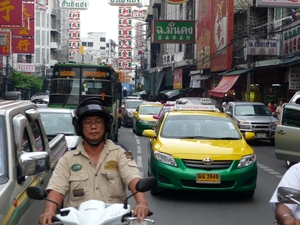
[118,126,287,225]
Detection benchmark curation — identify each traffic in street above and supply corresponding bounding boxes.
[119,126,287,225]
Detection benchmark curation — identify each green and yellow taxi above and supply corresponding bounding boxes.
[132,101,163,135]
[142,104,257,197]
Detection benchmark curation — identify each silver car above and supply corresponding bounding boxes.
[37,108,81,150]
[121,99,145,127]
[224,101,278,145]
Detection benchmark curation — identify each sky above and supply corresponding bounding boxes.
[80,0,119,41]
[80,0,150,42]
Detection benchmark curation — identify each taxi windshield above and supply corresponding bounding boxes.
[126,100,144,109]
[0,117,8,184]
[161,115,242,139]
[140,106,162,115]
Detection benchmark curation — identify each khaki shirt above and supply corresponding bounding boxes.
[47,140,141,207]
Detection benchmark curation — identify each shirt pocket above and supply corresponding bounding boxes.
[101,171,119,185]
[69,174,89,201]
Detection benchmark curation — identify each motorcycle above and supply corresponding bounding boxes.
[274,186,300,225]
[26,177,157,225]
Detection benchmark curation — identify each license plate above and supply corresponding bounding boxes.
[256,133,266,138]
[197,173,220,184]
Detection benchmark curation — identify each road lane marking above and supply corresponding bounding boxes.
[136,139,140,145]
[137,156,143,168]
[257,162,283,179]
[137,145,141,154]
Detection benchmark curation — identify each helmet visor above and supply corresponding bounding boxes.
[77,104,110,119]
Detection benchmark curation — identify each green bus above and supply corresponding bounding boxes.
[48,63,122,142]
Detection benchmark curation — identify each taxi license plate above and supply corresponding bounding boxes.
[197,173,220,184]
[256,133,266,138]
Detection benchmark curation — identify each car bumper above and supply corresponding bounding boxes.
[124,115,133,125]
[240,129,275,140]
[151,159,257,192]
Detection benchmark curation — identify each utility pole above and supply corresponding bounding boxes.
[246,6,251,102]
[5,56,9,93]
[134,65,137,92]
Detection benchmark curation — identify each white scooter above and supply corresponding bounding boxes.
[26,177,157,225]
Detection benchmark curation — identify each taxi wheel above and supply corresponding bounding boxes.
[241,190,255,198]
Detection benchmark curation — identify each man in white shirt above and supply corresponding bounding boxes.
[270,163,300,224]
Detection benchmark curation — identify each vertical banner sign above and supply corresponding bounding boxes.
[0,32,11,56]
[173,68,183,89]
[210,0,234,72]
[12,37,34,54]
[12,2,35,37]
[197,0,211,70]
[0,0,23,27]
[118,6,132,70]
[68,10,81,59]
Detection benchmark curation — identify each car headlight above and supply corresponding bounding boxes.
[127,111,133,117]
[238,121,251,129]
[271,121,278,129]
[237,154,256,168]
[154,151,177,167]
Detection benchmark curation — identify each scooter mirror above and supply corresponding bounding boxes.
[278,186,300,204]
[27,186,48,200]
[135,177,157,192]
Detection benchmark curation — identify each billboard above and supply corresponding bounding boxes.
[12,37,35,54]
[0,0,23,27]
[282,19,300,56]
[256,0,300,8]
[210,0,234,72]
[197,0,212,70]
[153,20,196,44]
[0,32,11,56]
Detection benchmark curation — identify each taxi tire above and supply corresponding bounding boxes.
[241,190,255,198]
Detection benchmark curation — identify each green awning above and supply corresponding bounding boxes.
[159,89,172,94]
[220,68,253,76]
[164,89,180,98]
[255,59,282,68]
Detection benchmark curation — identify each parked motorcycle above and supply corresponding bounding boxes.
[26,177,157,225]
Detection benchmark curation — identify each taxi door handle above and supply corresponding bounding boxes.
[277,129,285,134]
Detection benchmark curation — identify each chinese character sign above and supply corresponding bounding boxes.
[0,32,11,56]
[0,0,23,26]
[12,37,34,54]
[12,2,35,37]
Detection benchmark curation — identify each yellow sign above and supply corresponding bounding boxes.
[60,70,76,77]
[83,71,107,78]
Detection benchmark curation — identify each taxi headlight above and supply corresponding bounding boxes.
[237,154,256,168]
[154,151,177,167]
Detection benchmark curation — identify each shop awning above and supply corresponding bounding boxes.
[159,89,172,94]
[164,89,180,98]
[208,75,239,98]
[219,68,253,76]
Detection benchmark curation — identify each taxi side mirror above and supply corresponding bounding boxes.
[244,132,255,141]
[142,129,156,138]
[133,111,138,115]
[153,115,159,119]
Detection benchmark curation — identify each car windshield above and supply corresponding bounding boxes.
[40,112,75,135]
[161,115,241,139]
[159,107,173,117]
[235,105,271,116]
[126,100,144,109]
[140,106,163,115]
[0,116,7,184]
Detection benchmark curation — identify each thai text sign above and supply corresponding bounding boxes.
[289,66,300,90]
[0,34,6,46]
[0,32,11,56]
[0,0,23,26]
[245,39,279,56]
[132,10,145,19]
[256,0,300,8]
[17,63,35,73]
[60,0,89,9]
[165,0,188,4]
[282,19,300,56]
[153,20,196,44]
[108,0,141,6]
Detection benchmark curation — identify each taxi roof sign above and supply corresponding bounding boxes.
[174,104,216,111]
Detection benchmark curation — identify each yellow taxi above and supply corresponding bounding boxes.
[142,104,257,197]
[132,101,163,135]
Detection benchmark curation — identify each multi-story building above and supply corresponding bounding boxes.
[81,32,118,67]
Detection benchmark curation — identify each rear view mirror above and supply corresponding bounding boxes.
[278,187,300,204]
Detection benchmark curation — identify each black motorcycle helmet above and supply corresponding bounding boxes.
[73,97,111,146]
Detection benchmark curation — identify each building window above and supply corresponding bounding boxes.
[100,37,106,42]
[88,42,93,47]
[106,43,109,47]
[100,46,105,50]
[82,42,87,46]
